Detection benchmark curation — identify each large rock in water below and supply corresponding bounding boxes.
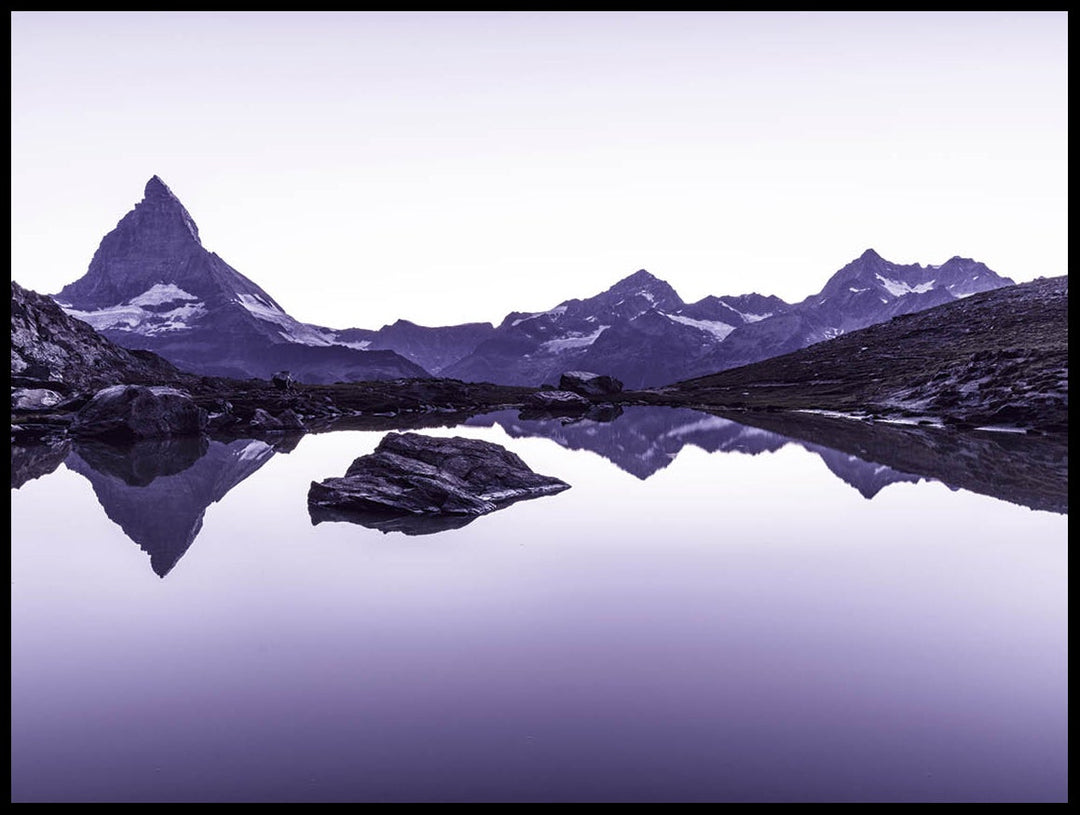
[308,432,570,527]
[71,385,208,441]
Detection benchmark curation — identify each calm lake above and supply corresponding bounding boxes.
[10,407,1068,803]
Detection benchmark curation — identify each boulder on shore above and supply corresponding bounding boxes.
[308,432,569,526]
[71,385,208,441]
[558,371,624,397]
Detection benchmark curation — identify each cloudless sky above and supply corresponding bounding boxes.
[11,11,1068,329]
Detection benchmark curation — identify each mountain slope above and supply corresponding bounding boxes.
[53,176,427,383]
[656,275,1068,433]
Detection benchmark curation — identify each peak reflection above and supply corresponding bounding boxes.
[63,436,289,576]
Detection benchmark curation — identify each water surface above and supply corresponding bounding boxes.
[10,408,1068,802]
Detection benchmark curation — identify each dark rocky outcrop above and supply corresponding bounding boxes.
[558,370,624,397]
[11,280,189,394]
[71,385,208,442]
[308,432,570,530]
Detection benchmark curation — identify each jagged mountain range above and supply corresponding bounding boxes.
[444,251,1011,388]
[49,176,1014,388]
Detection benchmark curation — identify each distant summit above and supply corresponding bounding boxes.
[444,249,1013,388]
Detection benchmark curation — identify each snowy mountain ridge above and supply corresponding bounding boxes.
[51,177,1016,388]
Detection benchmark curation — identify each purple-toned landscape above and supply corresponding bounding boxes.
[11,12,1067,804]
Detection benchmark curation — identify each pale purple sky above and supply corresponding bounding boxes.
[11,11,1068,329]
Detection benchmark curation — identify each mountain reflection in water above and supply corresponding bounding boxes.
[10,406,1066,576]
[64,435,297,577]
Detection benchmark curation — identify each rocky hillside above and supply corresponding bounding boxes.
[653,276,1068,433]
[11,280,191,394]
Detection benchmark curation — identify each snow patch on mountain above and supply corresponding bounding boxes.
[512,305,568,327]
[661,415,737,437]
[130,283,200,307]
[739,311,773,323]
[237,293,336,346]
[237,440,274,463]
[875,274,936,297]
[64,283,209,334]
[539,325,608,352]
[237,293,286,318]
[664,313,736,341]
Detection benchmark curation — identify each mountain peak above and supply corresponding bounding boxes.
[617,269,656,284]
[858,248,882,262]
[592,268,683,314]
[144,175,177,201]
[609,269,668,294]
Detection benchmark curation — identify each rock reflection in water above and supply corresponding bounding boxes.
[72,435,209,486]
[10,405,1065,567]
[467,406,1066,514]
[714,409,1068,515]
[467,407,788,480]
[467,406,923,499]
[309,505,478,536]
[11,438,72,489]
